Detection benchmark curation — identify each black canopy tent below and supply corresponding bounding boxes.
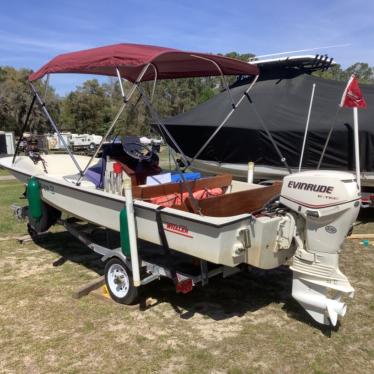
[159,73,374,172]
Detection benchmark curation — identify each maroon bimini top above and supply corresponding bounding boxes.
[29,43,259,82]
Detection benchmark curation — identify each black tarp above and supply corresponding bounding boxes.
[159,74,374,171]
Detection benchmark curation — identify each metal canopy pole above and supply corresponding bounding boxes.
[137,84,191,168]
[190,54,236,108]
[244,92,293,174]
[185,54,260,169]
[12,94,36,164]
[76,63,151,185]
[317,107,340,170]
[149,63,158,102]
[137,84,201,213]
[43,74,50,101]
[298,83,316,172]
[353,107,361,191]
[30,82,84,175]
[116,68,125,97]
[189,75,259,167]
[138,59,259,211]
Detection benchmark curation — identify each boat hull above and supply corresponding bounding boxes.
[1,156,294,269]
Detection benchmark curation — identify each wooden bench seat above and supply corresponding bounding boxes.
[185,181,282,217]
[132,174,232,200]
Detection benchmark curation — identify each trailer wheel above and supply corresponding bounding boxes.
[27,223,38,238]
[105,258,139,304]
[27,202,61,234]
[89,142,96,151]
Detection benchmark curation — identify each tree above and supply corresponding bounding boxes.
[313,63,345,81]
[60,79,112,135]
[343,63,374,83]
[0,67,6,83]
[0,96,16,132]
[0,66,59,135]
[225,51,255,62]
[313,62,374,84]
[0,67,32,134]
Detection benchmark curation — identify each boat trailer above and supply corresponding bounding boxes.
[62,219,241,303]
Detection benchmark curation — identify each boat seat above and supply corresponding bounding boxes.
[132,174,232,200]
[85,159,103,187]
[79,143,161,189]
[184,181,282,217]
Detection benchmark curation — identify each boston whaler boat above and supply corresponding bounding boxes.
[0,44,360,326]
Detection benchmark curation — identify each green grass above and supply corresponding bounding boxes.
[0,180,27,235]
[0,167,10,176]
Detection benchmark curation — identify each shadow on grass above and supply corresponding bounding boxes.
[357,208,374,223]
[139,265,291,317]
[140,266,337,335]
[33,226,336,333]
[281,299,339,337]
[32,228,105,276]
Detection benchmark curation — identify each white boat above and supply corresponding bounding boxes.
[1,153,296,267]
[160,56,374,188]
[1,43,360,326]
[190,158,374,187]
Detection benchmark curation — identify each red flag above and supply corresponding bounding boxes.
[340,74,367,108]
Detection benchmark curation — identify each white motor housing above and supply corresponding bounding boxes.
[280,170,360,326]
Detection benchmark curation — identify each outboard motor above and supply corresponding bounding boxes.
[280,170,360,326]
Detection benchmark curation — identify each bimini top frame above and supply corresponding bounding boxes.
[17,43,264,211]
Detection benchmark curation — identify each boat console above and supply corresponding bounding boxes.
[85,137,161,188]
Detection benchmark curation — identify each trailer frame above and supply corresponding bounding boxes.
[61,219,241,302]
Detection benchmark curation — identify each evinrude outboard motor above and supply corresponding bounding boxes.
[280,170,360,326]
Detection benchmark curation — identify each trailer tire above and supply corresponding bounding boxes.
[27,223,38,237]
[27,201,61,234]
[105,258,139,305]
[89,143,96,151]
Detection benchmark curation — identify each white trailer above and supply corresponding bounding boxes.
[46,132,72,150]
[70,133,103,151]
[0,131,15,155]
[46,133,102,152]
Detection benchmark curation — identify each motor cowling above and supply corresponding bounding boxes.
[279,170,360,326]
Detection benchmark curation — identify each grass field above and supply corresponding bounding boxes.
[0,167,10,176]
[0,178,373,373]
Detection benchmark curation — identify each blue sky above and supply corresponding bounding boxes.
[1,0,373,95]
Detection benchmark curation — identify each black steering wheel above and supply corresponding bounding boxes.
[122,142,153,162]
